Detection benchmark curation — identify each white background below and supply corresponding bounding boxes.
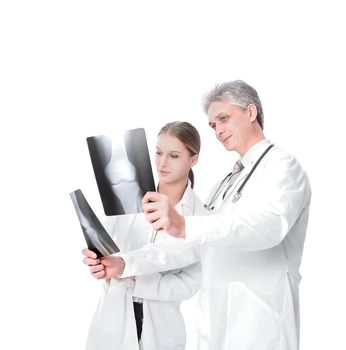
[1,1,345,349]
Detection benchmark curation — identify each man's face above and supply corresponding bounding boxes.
[207,100,254,155]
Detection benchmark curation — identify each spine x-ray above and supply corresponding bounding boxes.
[87,128,156,216]
[70,189,120,257]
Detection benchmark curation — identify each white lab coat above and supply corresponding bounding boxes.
[86,183,205,350]
[121,140,311,350]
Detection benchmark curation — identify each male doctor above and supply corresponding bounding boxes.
[84,80,311,350]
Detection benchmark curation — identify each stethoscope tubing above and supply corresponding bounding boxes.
[205,144,274,210]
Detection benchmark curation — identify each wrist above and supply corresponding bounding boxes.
[117,257,125,277]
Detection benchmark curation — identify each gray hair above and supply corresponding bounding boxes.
[202,80,264,129]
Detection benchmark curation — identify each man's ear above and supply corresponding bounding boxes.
[248,104,258,123]
[191,154,199,167]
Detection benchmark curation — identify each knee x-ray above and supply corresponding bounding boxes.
[87,128,156,216]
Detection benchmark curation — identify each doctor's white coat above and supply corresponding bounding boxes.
[86,184,205,350]
[121,140,311,350]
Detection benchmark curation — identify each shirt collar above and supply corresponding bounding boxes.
[240,139,271,169]
[175,179,194,214]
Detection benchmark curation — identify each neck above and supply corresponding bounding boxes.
[158,179,187,206]
[238,129,265,156]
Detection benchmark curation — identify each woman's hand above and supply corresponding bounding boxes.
[82,248,125,279]
[142,191,186,238]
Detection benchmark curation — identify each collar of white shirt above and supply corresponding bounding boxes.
[175,179,194,215]
[240,139,272,169]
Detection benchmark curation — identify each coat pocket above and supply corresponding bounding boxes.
[146,301,186,349]
[224,282,281,350]
[86,287,138,350]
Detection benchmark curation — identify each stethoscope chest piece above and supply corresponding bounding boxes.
[232,191,242,203]
[204,203,214,211]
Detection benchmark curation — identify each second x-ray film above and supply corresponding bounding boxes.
[70,189,120,257]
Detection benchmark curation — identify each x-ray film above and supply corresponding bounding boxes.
[87,128,156,216]
[70,189,120,257]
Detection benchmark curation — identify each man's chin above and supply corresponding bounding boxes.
[223,142,234,151]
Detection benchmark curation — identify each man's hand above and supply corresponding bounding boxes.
[142,191,186,238]
[82,248,125,279]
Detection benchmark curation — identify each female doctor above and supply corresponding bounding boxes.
[83,121,205,350]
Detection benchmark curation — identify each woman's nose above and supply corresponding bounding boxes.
[160,155,168,167]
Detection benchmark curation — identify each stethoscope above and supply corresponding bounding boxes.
[204,144,274,211]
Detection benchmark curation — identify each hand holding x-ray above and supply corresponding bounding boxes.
[82,248,125,279]
[142,191,186,239]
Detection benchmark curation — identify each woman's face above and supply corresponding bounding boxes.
[155,133,198,185]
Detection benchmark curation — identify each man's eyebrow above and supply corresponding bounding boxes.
[209,113,229,125]
[216,113,229,119]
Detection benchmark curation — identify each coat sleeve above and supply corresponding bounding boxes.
[132,262,201,302]
[185,152,311,250]
[120,239,201,278]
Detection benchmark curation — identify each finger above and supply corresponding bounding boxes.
[151,218,167,231]
[82,248,97,259]
[100,256,125,276]
[83,257,101,266]
[145,211,162,224]
[90,264,105,273]
[142,201,160,214]
[142,191,163,205]
[99,256,112,266]
[100,256,121,268]
[92,270,105,279]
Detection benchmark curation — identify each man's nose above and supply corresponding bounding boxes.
[215,123,224,137]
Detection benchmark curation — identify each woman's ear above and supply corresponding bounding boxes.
[191,154,199,167]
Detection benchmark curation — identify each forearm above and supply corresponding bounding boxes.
[132,263,201,301]
[185,159,311,250]
[185,205,288,250]
[120,240,200,278]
